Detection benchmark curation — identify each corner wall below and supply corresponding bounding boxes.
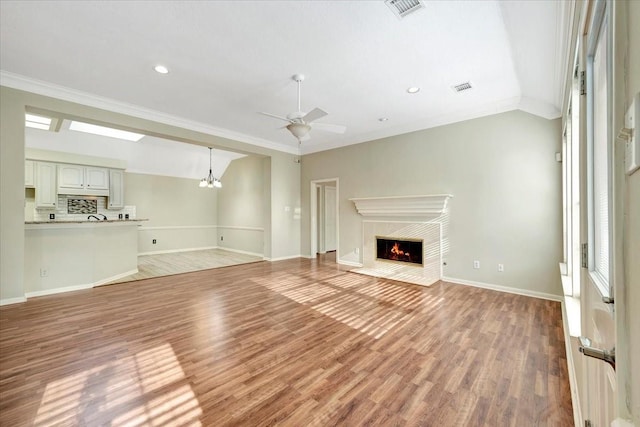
[0,87,26,303]
[216,156,266,256]
[301,110,563,297]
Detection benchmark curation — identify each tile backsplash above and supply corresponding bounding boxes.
[67,198,98,214]
[30,195,136,222]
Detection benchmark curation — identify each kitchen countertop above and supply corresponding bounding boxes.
[25,218,149,225]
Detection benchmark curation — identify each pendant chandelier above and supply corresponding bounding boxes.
[199,147,222,188]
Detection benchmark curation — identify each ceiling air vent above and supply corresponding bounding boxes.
[385,0,425,19]
[452,82,473,92]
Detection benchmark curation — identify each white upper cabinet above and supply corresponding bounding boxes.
[86,167,109,190]
[58,164,84,189]
[57,164,109,196]
[35,162,57,209]
[25,160,35,188]
[108,169,124,210]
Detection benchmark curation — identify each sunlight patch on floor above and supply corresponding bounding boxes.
[251,271,435,339]
[34,343,202,426]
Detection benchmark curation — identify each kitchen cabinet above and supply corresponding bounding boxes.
[86,167,109,190]
[58,164,84,189]
[58,164,109,196]
[25,160,35,188]
[35,162,57,209]
[108,169,124,210]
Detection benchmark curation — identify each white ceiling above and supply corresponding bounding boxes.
[0,1,566,155]
[26,123,245,181]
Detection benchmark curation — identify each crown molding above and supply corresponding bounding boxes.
[0,71,299,155]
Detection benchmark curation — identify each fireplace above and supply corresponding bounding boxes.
[376,236,423,266]
[349,195,452,287]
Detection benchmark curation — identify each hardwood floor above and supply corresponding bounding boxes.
[0,255,573,426]
[109,248,263,285]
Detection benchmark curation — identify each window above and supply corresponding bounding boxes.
[586,4,611,296]
[560,66,582,299]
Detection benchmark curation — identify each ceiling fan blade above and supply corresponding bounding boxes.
[259,111,292,123]
[312,122,347,134]
[302,108,328,123]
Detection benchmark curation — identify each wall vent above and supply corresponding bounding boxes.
[452,82,473,92]
[385,0,425,19]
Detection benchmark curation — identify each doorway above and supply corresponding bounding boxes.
[310,178,339,261]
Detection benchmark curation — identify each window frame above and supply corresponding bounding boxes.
[585,0,613,298]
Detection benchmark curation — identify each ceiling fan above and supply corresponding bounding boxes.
[260,74,346,142]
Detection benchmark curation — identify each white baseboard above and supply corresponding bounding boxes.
[264,254,302,262]
[0,296,27,306]
[25,269,139,298]
[217,246,264,258]
[138,245,219,256]
[26,283,94,298]
[441,276,563,302]
[338,260,363,267]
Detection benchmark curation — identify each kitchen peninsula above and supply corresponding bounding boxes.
[24,219,147,297]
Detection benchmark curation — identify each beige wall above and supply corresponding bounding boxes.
[270,153,301,260]
[216,155,266,255]
[0,88,26,302]
[125,172,218,254]
[301,110,563,297]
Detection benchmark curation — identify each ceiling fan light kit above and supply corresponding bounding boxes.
[286,123,311,139]
[260,73,346,142]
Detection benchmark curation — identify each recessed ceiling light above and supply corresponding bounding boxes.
[154,65,169,74]
[378,117,389,122]
[69,121,145,142]
[407,87,420,94]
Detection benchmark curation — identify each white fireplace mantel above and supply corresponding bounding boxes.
[350,194,453,218]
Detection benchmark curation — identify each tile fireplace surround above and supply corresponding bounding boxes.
[350,195,452,286]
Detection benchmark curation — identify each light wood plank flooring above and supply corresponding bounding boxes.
[0,254,573,426]
[109,248,263,284]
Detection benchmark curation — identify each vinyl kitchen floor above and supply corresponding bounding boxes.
[107,248,264,285]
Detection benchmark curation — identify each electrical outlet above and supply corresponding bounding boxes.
[473,260,480,269]
[152,239,157,244]
[355,247,359,255]
[40,268,48,277]
[498,264,504,272]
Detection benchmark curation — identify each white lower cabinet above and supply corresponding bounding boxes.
[35,162,57,209]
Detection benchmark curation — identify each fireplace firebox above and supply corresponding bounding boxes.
[376,236,423,266]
